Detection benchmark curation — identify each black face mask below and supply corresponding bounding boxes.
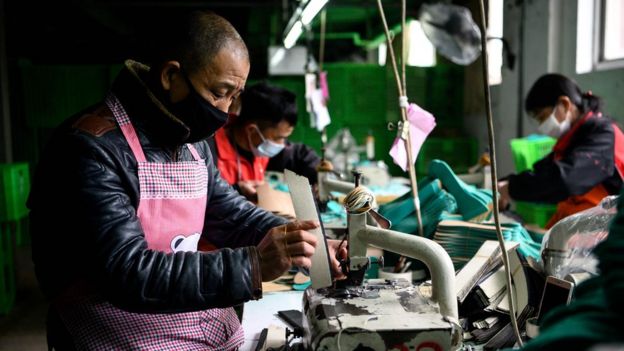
[167,71,229,143]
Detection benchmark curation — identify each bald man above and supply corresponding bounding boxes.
[28,11,345,350]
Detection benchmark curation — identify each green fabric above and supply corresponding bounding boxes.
[517,191,624,350]
[428,159,493,221]
[379,177,457,238]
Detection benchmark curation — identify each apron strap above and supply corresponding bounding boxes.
[186,144,202,161]
[105,94,147,163]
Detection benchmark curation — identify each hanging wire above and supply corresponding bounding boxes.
[319,8,328,150]
[375,0,424,237]
[477,0,523,346]
[319,8,327,72]
[401,0,407,93]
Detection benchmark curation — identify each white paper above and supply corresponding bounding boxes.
[310,89,331,131]
[284,169,333,289]
[241,291,304,350]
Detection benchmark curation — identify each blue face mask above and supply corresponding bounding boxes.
[248,125,285,158]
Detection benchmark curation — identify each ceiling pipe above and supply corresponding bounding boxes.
[316,21,405,50]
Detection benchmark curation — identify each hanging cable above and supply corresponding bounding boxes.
[319,9,328,147]
[477,0,523,346]
[319,8,327,72]
[401,0,407,92]
[375,0,424,237]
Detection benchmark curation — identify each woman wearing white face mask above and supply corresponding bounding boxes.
[499,73,624,229]
[209,82,307,201]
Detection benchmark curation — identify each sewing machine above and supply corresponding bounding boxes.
[318,129,390,205]
[293,170,461,350]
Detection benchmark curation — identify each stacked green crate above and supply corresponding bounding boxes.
[272,64,396,171]
[270,63,467,177]
[325,63,391,166]
[425,64,464,129]
[0,163,30,270]
[510,136,558,227]
[0,224,15,315]
[415,137,478,176]
[510,136,557,172]
[0,163,30,222]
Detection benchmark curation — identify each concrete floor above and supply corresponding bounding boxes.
[0,245,48,350]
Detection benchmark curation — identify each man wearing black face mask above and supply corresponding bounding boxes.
[28,11,346,350]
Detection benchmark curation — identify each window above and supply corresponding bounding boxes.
[406,20,436,67]
[487,0,504,85]
[602,0,624,61]
[576,0,624,73]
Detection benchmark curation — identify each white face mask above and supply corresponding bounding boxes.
[248,125,285,158]
[537,105,571,138]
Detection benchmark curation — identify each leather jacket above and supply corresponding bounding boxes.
[28,60,285,313]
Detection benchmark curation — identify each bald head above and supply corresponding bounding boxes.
[150,11,249,75]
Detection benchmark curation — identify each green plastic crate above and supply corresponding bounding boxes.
[0,224,15,314]
[416,137,478,176]
[510,136,557,173]
[510,137,558,227]
[0,163,30,221]
[515,201,557,228]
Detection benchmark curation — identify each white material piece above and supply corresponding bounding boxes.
[285,170,333,289]
[378,267,412,281]
[241,291,304,351]
[525,317,540,339]
[495,250,528,315]
[310,89,331,131]
[265,325,286,349]
[455,240,518,301]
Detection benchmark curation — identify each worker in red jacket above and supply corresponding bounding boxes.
[208,82,320,200]
[499,74,624,228]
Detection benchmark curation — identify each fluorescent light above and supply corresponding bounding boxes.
[284,21,303,49]
[407,20,436,67]
[301,0,328,25]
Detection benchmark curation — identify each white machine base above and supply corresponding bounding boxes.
[303,279,460,351]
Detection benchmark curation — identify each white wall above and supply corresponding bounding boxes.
[465,0,624,176]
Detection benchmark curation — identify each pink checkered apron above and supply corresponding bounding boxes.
[53,94,243,350]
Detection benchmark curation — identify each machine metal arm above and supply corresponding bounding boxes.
[347,212,458,320]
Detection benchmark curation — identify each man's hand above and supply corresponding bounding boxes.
[327,239,348,280]
[237,180,263,201]
[497,180,511,210]
[257,221,318,282]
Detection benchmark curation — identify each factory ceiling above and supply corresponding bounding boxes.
[5,0,430,76]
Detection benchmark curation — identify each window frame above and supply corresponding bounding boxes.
[593,0,624,71]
